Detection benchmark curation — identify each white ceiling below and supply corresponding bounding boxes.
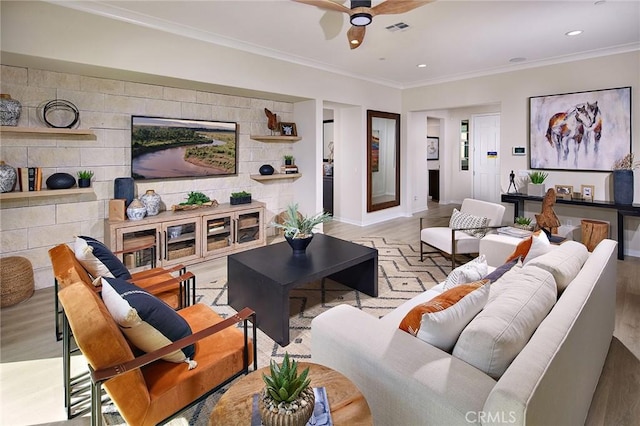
[53,0,640,88]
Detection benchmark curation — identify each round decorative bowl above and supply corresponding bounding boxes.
[46,172,76,190]
[259,164,275,175]
[168,226,182,239]
[285,235,314,256]
[126,198,147,221]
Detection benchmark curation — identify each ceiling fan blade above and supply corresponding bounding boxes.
[319,10,345,40]
[293,0,351,14]
[347,25,366,49]
[371,0,434,16]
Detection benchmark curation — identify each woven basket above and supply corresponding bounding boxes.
[207,239,229,251]
[167,246,195,261]
[1,256,35,308]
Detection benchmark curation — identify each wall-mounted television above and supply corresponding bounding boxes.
[131,116,238,180]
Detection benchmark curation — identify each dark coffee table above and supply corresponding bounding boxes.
[227,234,378,346]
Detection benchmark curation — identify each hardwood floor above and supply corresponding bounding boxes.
[1,202,638,425]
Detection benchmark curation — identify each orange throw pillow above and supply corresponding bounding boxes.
[505,230,542,263]
[399,279,490,351]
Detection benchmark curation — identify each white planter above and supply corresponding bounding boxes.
[527,183,545,197]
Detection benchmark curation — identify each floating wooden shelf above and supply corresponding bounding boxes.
[250,173,302,182]
[0,187,94,200]
[0,126,96,137]
[250,135,301,143]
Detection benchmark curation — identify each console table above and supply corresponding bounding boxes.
[501,193,640,260]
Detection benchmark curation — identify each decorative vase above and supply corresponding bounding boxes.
[78,178,91,188]
[259,164,275,175]
[46,172,76,190]
[285,235,314,256]
[259,387,314,426]
[527,183,545,197]
[613,170,634,205]
[114,177,135,207]
[140,189,161,215]
[126,198,147,221]
[0,161,17,193]
[0,94,22,126]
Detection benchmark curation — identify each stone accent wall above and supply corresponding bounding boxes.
[0,64,296,289]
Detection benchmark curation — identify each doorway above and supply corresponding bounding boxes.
[472,113,501,202]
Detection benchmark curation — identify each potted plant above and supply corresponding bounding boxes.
[259,353,314,426]
[527,171,548,197]
[284,155,295,166]
[272,203,331,255]
[612,153,639,205]
[77,170,94,188]
[230,191,252,205]
[514,216,533,231]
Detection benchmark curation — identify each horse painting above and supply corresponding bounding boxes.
[545,102,601,167]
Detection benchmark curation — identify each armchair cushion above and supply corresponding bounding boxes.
[449,208,490,238]
[420,227,481,255]
[74,235,131,280]
[100,277,195,363]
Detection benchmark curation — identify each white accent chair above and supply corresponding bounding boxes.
[420,198,506,268]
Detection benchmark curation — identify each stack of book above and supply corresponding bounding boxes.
[18,167,43,192]
[281,165,299,174]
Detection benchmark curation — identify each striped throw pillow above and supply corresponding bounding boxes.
[449,208,490,238]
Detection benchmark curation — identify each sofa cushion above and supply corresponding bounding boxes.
[399,279,490,352]
[443,255,488,290]
[525,240,589,294]
[505,230,551,264]
[452,267,556,379]
[99,276,195,364]
[449,208,490,238]
[74,235,131,280]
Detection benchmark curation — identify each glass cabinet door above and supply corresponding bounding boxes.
[202,213,233,256]
[118,225,159,271]
[235,209,262,246]
[162,218,201,266]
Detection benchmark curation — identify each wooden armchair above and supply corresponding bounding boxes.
[420,198,506,269]
[49,242,195,419]
[58,281,256,426]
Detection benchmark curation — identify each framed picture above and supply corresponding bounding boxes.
[529,86,631,171]
[427,136,439,160]
[581,184,595,201]
[279,122,297,137]
[555,184,573,199]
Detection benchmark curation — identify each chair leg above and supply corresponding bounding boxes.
[91,380,103,426]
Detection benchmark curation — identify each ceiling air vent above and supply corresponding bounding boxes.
[385,22,409,32]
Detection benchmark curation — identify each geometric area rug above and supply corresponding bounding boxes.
[104,237,451,425]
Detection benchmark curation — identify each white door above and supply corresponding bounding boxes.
[472,113,501,202]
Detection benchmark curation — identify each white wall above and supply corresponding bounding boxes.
[403,51,640,255]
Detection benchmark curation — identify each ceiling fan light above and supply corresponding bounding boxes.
[351,13,372,26]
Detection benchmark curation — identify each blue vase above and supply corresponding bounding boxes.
[285,235,314,256]
[613,170,634,205]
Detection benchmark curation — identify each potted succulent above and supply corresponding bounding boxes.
[272,203,331,255]
[230,190,252,205]
[77,170,94,188]
[612,153,639,205]
[284,155,295,166]
[514,216,533,231]
[527,171,548,197]
[259,353,314,426]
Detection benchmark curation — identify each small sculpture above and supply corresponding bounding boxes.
[535,188,561,234]
[264,108,278,134]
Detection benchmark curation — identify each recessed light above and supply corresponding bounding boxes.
[509,57,526,63]
[350,39,360,45]
[417,64,427,68]
[565,30,583,36]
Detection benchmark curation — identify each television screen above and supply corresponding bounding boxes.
[131,116,238,180]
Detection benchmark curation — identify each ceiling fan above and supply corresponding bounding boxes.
[294,0,434,49]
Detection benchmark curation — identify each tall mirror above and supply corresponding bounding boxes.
[367,110,400,212]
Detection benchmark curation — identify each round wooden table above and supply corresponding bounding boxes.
[209,362,372,425]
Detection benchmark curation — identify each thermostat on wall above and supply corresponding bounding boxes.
[512,146,526,156]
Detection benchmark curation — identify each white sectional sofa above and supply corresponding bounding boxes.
[311,237,617,425]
